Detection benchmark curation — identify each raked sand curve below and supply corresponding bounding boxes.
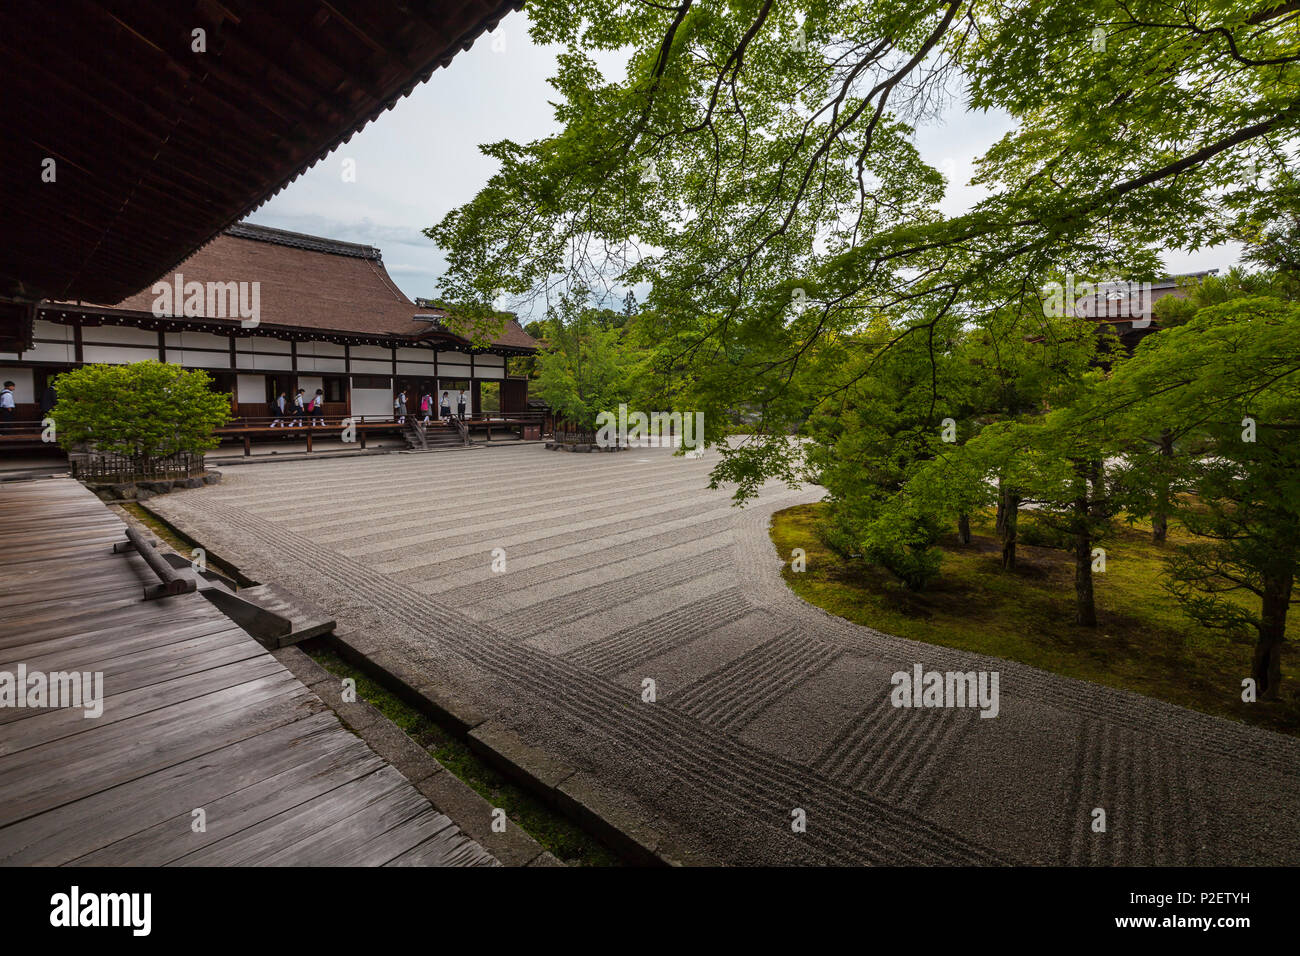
[148,444,1300,865]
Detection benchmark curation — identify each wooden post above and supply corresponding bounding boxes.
[243,434,251,457]
[306,429,313,453]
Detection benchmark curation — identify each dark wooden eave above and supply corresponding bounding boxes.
[36,304,537,356]
[0,301,36,353]
[0,0,522,304]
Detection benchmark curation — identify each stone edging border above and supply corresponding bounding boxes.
[324,628,717,867]
[269,643,563,868]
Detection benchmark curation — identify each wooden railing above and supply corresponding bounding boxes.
[217,414,402,429]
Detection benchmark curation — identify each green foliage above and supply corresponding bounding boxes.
[1017,517,1074,551]
[50,361,231,458]
[530,289,644,429]
[772,503,1300,735]
[1155,268,1288,327]
[427,0,1300,680]
[430,0,1298,496]
[1100,297,1300,640]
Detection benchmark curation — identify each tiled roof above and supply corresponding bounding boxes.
[96,224,537,352]
[224,223,383,261]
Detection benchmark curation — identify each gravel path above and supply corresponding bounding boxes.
[148,444,1300,865]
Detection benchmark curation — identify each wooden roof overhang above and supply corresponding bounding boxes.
[37,304,535,357]
[0,301,37,353]
[410,318,537,356]
[0,0,523,304]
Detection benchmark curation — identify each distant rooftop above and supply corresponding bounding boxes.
[225,223,383,262]
[64,222,539,352]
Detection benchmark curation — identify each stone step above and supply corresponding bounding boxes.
[234,583,336,648]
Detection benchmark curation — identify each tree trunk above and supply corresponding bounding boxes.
[1000,493,1019,570]
[1152,429,1173,543]
[1074,528,1097,626]
[957,513,971,545]
[1254,571,1292,700]
[994,480,1007,536]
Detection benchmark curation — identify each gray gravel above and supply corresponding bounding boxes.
[148,444,1300,865]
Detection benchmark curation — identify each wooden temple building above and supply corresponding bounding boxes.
[1,221,538,426]
[0,0,529,447]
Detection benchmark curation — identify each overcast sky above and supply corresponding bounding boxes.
[250,12,1238,307]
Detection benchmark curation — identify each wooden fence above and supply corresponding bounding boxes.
[70,450,207,482]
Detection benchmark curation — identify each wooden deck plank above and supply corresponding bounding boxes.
[172,767,413,866]
[0,622,257,690]
[73,733,387,866]
[386,823,501,867]
[0,654,284,753]
[0,478,496,867]
[0,713,346,865]
[0,614,245,670]
[0,673,318,826]
[257,788,445,867]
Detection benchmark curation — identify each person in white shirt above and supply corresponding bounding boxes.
[457,389,467,421]
[293,389,306,427]
[271,391,287,427]
[311,388,325,427]
[394,391,407,425]
[0,382,15,423]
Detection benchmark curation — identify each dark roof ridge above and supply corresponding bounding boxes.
[225,222,383,261]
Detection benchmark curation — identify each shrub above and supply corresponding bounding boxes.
[50,361,231,458]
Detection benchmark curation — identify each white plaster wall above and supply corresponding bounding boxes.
[82,344,159,365]
[82,325,157,346]
[236,374,266,403]
[351,387,392,417]
[33,320,72,341]
[22,341,74,363]
[3,368,35,402]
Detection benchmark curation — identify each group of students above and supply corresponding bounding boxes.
[394,388,467,426]
[261,385,468,428]
[269,388,326,427]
